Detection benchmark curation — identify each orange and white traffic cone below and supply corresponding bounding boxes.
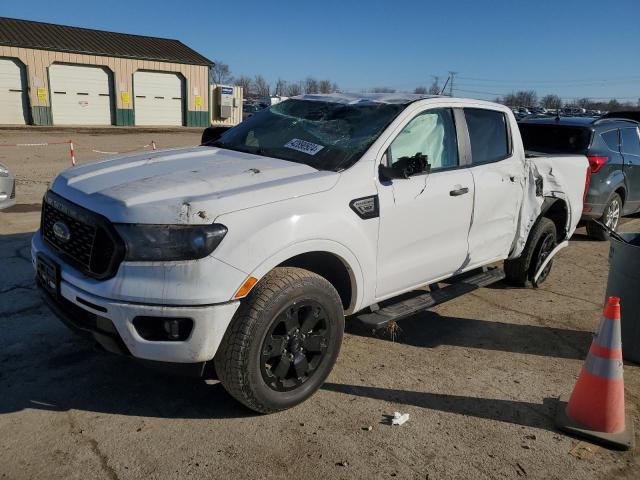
[555,296,635,450]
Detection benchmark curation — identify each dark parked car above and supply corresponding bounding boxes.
[518,116,640,239]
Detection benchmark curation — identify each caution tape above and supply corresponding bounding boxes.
[90,140,157,155]
[0,141,71,147]
[0,139,157,167]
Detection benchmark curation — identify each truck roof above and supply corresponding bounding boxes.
[294,92,439,105]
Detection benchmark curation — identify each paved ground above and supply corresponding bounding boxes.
[0,129,639,480]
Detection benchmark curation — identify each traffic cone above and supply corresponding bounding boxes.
[555,296,635,450]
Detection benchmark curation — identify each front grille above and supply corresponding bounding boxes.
[41,191,124,279]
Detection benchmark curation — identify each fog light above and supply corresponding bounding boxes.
[164,319,180,340]
[132,316,193,341]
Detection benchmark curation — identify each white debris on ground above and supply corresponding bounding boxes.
[391,412,410,426]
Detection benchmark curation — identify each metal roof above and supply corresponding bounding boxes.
[0,17,213,66]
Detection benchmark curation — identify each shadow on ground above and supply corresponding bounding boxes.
[0,335,254,420]
[323,382,561,432]
[346,310,592,360]
[1,203,42,214]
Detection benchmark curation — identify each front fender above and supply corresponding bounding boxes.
[212,195,378,313]
[246,239,364,314]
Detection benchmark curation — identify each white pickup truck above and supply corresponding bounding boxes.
[33,94,589,413]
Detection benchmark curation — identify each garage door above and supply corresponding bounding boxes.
[134,72,183,126]
[50,64,112,125]
[0,59,28,125]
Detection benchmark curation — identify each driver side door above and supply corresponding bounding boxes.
[376,107,475,299]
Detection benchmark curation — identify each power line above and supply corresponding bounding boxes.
[454,87,638,101]
[458,75,640,85]
[448,71,457,96]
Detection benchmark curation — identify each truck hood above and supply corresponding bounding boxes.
[51,146,339,224]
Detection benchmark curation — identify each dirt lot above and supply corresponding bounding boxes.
[0,128,639,480]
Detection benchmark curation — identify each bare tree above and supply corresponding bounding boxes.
[518,90,538,107]
[576,97,591,109]
[274,78,287,96]
[253,75,270,97]
[286,82,303,96]
[210,61,233,85]
[540,94,562,110]
[503,90,537,107]
[235,75,252,96]
[607,99,621,111]
[371,87,396,93]
[303,77,319,94]
[318,79,333,94]
[414,86,428,94]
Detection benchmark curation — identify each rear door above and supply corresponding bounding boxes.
[465,108,524,266]
[620,126,640,213]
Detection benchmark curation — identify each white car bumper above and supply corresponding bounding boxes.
[32,234,241,365]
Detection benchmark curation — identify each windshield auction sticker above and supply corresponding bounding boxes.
[284,138,324,155]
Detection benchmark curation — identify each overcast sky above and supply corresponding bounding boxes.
[3,0,639,102]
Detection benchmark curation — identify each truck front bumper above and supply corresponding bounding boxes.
[32,236,241,366]
[37,279,239,365]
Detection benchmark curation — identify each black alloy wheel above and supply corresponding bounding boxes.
[260,300,330,392]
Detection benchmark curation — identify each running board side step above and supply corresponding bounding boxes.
[355,268,505,329]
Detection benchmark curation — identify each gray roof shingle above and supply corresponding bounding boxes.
[0,17,213,65]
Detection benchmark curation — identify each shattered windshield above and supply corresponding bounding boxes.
[211,99,405,171]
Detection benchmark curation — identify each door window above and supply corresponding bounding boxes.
[621,127,640,156]
[464,108,510,163]
[388,108,458,171]
[601,129,620,151]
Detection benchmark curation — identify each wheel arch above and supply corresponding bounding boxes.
[541,197,569,240]
[245,240,364,315]
[613,186,626,206]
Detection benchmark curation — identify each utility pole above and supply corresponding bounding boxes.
[448,71,457,97]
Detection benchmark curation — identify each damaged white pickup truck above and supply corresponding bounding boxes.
[33,94,589,413]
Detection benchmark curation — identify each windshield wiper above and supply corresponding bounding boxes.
[211,141,260,155]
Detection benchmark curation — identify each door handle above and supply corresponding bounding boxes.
[449,187,469,196]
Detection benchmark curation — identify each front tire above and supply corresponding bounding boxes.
[215,267,344,413]
[505,217,557,287]
[586,193,622,241]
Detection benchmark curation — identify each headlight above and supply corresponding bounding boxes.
[114,224,228,261]
[0,164,9,177]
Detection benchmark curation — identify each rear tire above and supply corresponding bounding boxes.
[215,267,344,413]
[505,217,557,287]
[586,193,622,241]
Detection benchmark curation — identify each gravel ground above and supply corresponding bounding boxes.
[0,128,638,480]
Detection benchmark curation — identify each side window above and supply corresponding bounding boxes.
[601,129,620,151]
[621,128,640,156]
[388,108,458,171]
[464,108,510,164]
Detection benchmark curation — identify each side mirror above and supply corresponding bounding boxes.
[379,153,430,180]
[201,126,232,145]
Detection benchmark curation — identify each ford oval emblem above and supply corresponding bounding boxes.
[52,221,71,242]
